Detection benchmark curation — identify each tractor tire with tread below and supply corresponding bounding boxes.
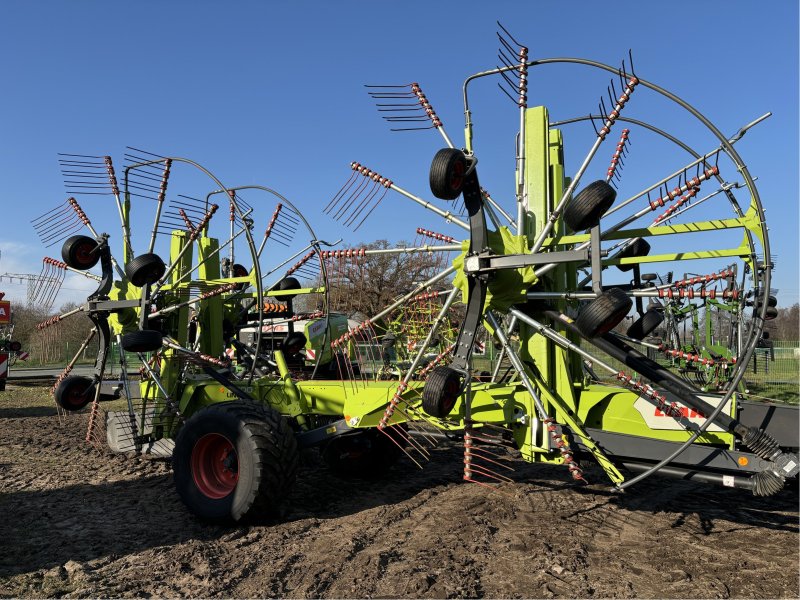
[173,400,299,522]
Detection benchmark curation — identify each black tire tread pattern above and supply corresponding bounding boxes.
[422,366,463,418]
[125,253,166,287]
[121,329,163,353]
[173,400,298,522]
[429,148,467,200]
[576,288,633,338]
[627,309,665,340]
[563,180,616,232]
[616,238,651,272]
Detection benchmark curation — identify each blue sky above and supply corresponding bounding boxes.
[0,0,797,309]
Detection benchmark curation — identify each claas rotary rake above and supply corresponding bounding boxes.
[40,28,797,521]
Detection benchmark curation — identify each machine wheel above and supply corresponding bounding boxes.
[121,329,164,353]
[321,427,406,478]
[616,238,651,272]
[173,400,298,521]
[125,253,167,287]
[61,235,99,271]
[627,309,665,340]
[9,340,22,352]
[429,148,468,200]
[54,375,95,412]
[276,276,302,301]
[280,332,307,355]
[576,288,633,338]
[563,180,616,232]
[764,306,778,320]
[422,366,463,418]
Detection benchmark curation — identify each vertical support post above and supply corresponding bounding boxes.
[198,236,224,357]
[590,226,603,294]
[520,106,579,414]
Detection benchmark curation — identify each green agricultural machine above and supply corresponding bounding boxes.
[39,31,797,521]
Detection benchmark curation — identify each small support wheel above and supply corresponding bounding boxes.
[757,294,778,308]
[280,332,307,355]
[616,238,651,272]
[429,148,468,200]
[53,375,95,412]
[563,180,617,232]
[626,309,665,340]
[125,253,167,287]
[121,329,164,353]
[422,366,464,418]
[275,276,301,301]
[61,235,100,271]
[172,400,299,521]
[576,288,633,338]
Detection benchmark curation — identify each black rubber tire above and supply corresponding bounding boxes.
[232,263,249,290]
[616,238,651,272]
[54,375,95,412]
[275,277,301,301]
[429,148,468,200]
[172,400,299,522]
[626,309,665,340]
[280,332,307,355]
[61,235,100,271]
[757,294,778,308]
[9,340,22,352]
[121,329,163,353]
[563,180,617,232]
[641,273,658,282]
[125,253,166,287]
[422,366,463,418]
[321,426,406,478]
[576,288,633,338]
[764,306,778,321]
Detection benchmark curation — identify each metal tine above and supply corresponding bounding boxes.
[127,146,168,161]
[379,425,428,469]
[324,170,360,214]
[124,158,167,179]
[37,260,66,310]
[343,179,385,228]
[366,83,455,147]
[32,202,85,246]
[332,172,372,220]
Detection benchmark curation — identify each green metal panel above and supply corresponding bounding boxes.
[197,236,223,356]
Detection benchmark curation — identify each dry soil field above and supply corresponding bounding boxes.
[1,383,798,598]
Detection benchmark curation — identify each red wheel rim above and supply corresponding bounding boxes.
[64,382,90,409]
[449,160,465,191]
[191,433,239,499]
[73,241,96,267]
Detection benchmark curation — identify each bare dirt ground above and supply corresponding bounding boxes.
[1,383,798,599]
